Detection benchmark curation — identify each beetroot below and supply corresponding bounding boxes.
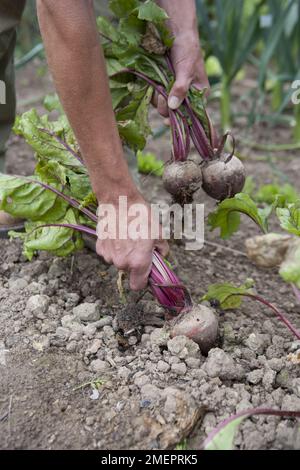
[201,155,246,201]
[170,304,219,354]
[163,160,203,204]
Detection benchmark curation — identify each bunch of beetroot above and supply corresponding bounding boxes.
[99,2,246,202]
[116,55,245,206]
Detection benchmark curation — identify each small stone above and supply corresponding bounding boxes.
[290,341,300,352]
[93,316,113,329]
[141,334,150,344]
[65,293,80,308]
[167,335,200,359]
[150,328,170,347]
[246,369,264,385]
[171,362,187,376]
[66,341,77,352]
[83,325,97,338]
[27,282,42,295]
[102,326,115,340]
[86,339,102,355]
[55,327,70,340]
[40,320,57,334]
[69,331,82,342]
[164,395,177,415]
[276,368,291,389]
[262,367,276,390]
[128,336,137,346]
[276,421,300,450]
[48,259,65,278]
[85,417,95,426]
[32,336,50,351]
[8,278,28,291]
[267,358,283,372]
[205,348,245,380]
[61,315,83,333]
[90,359,109,374]
[281,394,300,411]
[157,360,170,373]
[244,333,268,355]
[118,366,131,380]
[26,295,50,319]
[134,374,150,388]
[169,356,181,365]
[140,383,161,400]
[292,378,300,398]
[73,303,100,322]
[185,357,201,369]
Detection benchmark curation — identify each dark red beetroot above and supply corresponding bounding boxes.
[201,154,246,201]
[163,160,203,204]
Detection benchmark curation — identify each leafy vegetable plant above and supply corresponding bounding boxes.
[203,282,300,340]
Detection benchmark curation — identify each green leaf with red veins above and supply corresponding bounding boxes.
[117,85,153,150]
[0,173,68,223]
[208,193,270,239]
[35,160,92,202]
[9,208,84,261]
[202,281,254,310]
[14,109,82,170]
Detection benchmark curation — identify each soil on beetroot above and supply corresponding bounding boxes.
[0,61,300,450]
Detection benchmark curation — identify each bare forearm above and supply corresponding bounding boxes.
[37,0,138,203]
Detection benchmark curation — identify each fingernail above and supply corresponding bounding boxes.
[168,96,181,110]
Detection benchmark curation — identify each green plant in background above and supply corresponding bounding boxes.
[257,0,300,140]
[196,0,262,130]
[137,150,164,176]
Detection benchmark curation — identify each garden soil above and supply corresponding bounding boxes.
[0,61,299,450]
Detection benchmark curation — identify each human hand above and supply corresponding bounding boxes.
[154,31,210,117]
[96,196,169,291]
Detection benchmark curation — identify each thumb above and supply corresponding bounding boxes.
[168,74,191,110]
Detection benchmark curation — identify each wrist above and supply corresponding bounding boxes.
[95,180,143,207]
[172,29,199,46]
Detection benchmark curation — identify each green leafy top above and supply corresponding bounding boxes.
[202,280,254,310]
[208,193,270,239]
